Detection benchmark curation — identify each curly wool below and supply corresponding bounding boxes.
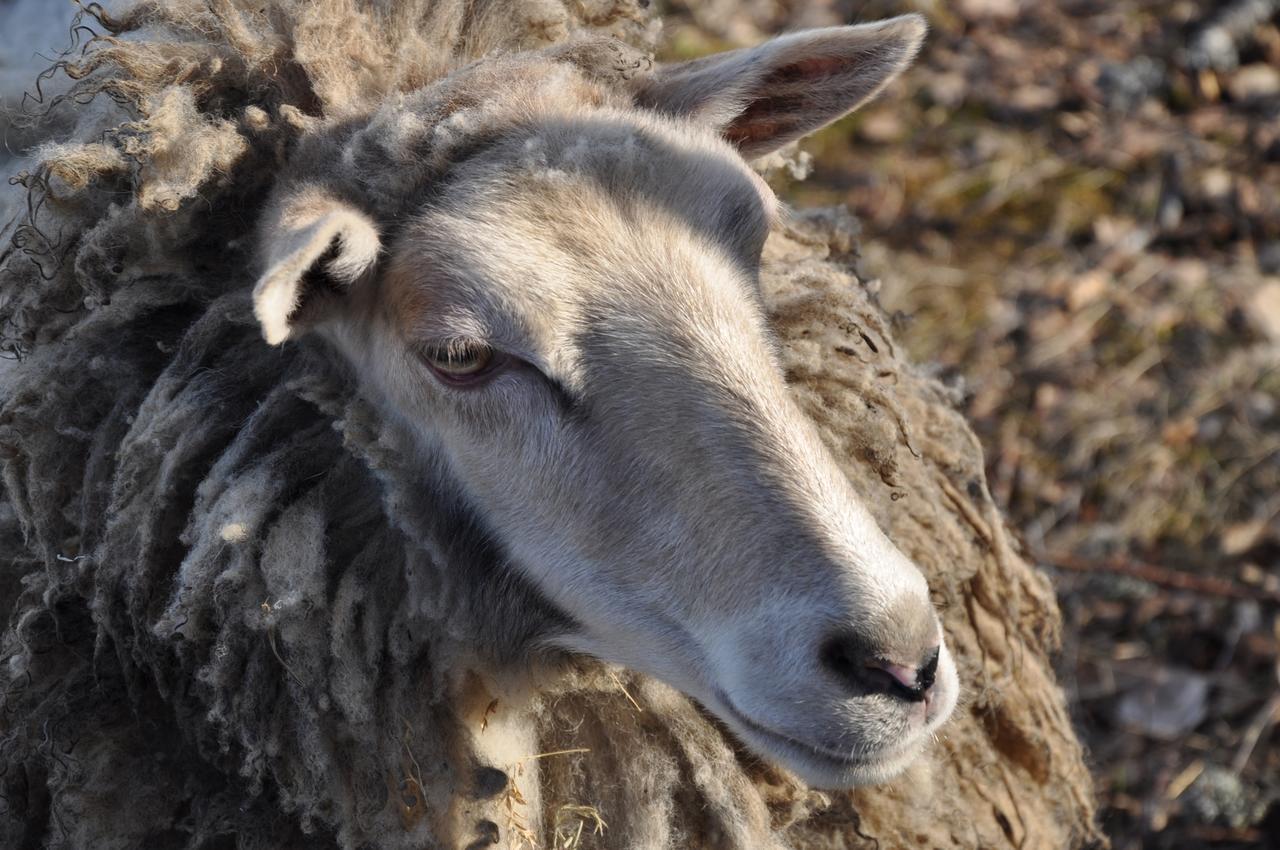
[0,2,1099,848]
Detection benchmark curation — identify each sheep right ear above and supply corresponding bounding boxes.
[252,190,381,345]
[636,15,926,160]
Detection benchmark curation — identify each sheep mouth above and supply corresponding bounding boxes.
[712,690,920,777]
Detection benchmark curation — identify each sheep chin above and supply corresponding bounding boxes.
[709,642,960,788]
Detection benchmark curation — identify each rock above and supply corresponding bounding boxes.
[1258,241,1280,276]
[1097,58,1165,112]
[1200,167,1234,200]
[1010,84,1059,112]
[859,110,906,143]
[926,71,968,109]
[956,0,1020,21]
[1228,64,1280,102]
[1115,668,1209,739]
[1187,26,1239,72]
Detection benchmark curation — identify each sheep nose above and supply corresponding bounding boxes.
[820,636,940,702]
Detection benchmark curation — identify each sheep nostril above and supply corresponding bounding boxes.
[866,659,919,690]
[917,646,940,692]
[819,634,936,702]
[862,658,927,702]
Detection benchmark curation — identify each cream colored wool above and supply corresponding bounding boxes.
[0,2,1100,848]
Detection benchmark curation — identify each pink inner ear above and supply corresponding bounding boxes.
[765,55,852,85]
[725,116,800,149]
[723,56,854,149]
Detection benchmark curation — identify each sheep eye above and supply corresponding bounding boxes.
[421,341,497,383]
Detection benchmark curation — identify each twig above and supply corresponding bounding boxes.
[1045,552,1280,604]
[521,748,590,762]
[553,804,606,850]
[1166,759,1204,800]
[502,748,594,849]
[607,670,642,713]
[260,601,306,687]
[1231,692,1280,774]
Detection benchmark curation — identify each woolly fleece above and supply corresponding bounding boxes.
[0,2,1099,848]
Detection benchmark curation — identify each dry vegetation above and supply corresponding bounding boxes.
[662,1,1280,847]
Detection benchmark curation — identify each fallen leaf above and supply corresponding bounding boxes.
[1221,521,1267,556]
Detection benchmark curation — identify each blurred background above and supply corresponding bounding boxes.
[2,0,1276,846]
[664,1,1280,847]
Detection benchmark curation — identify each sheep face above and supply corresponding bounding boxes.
[252,15,957,788]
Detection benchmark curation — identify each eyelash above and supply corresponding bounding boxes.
[417,340,583,412]
[419,340,505,386]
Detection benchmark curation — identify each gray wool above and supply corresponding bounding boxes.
[0,2,1100,849]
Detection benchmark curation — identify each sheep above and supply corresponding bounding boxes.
[0,2,1101,848]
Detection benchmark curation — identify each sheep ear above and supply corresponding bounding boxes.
[252,190,381,345]
[637,15,926,159]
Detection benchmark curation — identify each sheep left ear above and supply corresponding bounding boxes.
[252,188,381,345]
[637,15,926,160]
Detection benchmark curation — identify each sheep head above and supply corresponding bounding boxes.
[250,14,958,788]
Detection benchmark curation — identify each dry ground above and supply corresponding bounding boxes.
[665,1,1280,846]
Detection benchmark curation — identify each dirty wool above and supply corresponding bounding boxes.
[0,2,1099,848]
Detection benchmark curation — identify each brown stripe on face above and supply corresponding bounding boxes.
[382,248,448,340]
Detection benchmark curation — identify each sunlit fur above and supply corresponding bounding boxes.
[252,14,957,787]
